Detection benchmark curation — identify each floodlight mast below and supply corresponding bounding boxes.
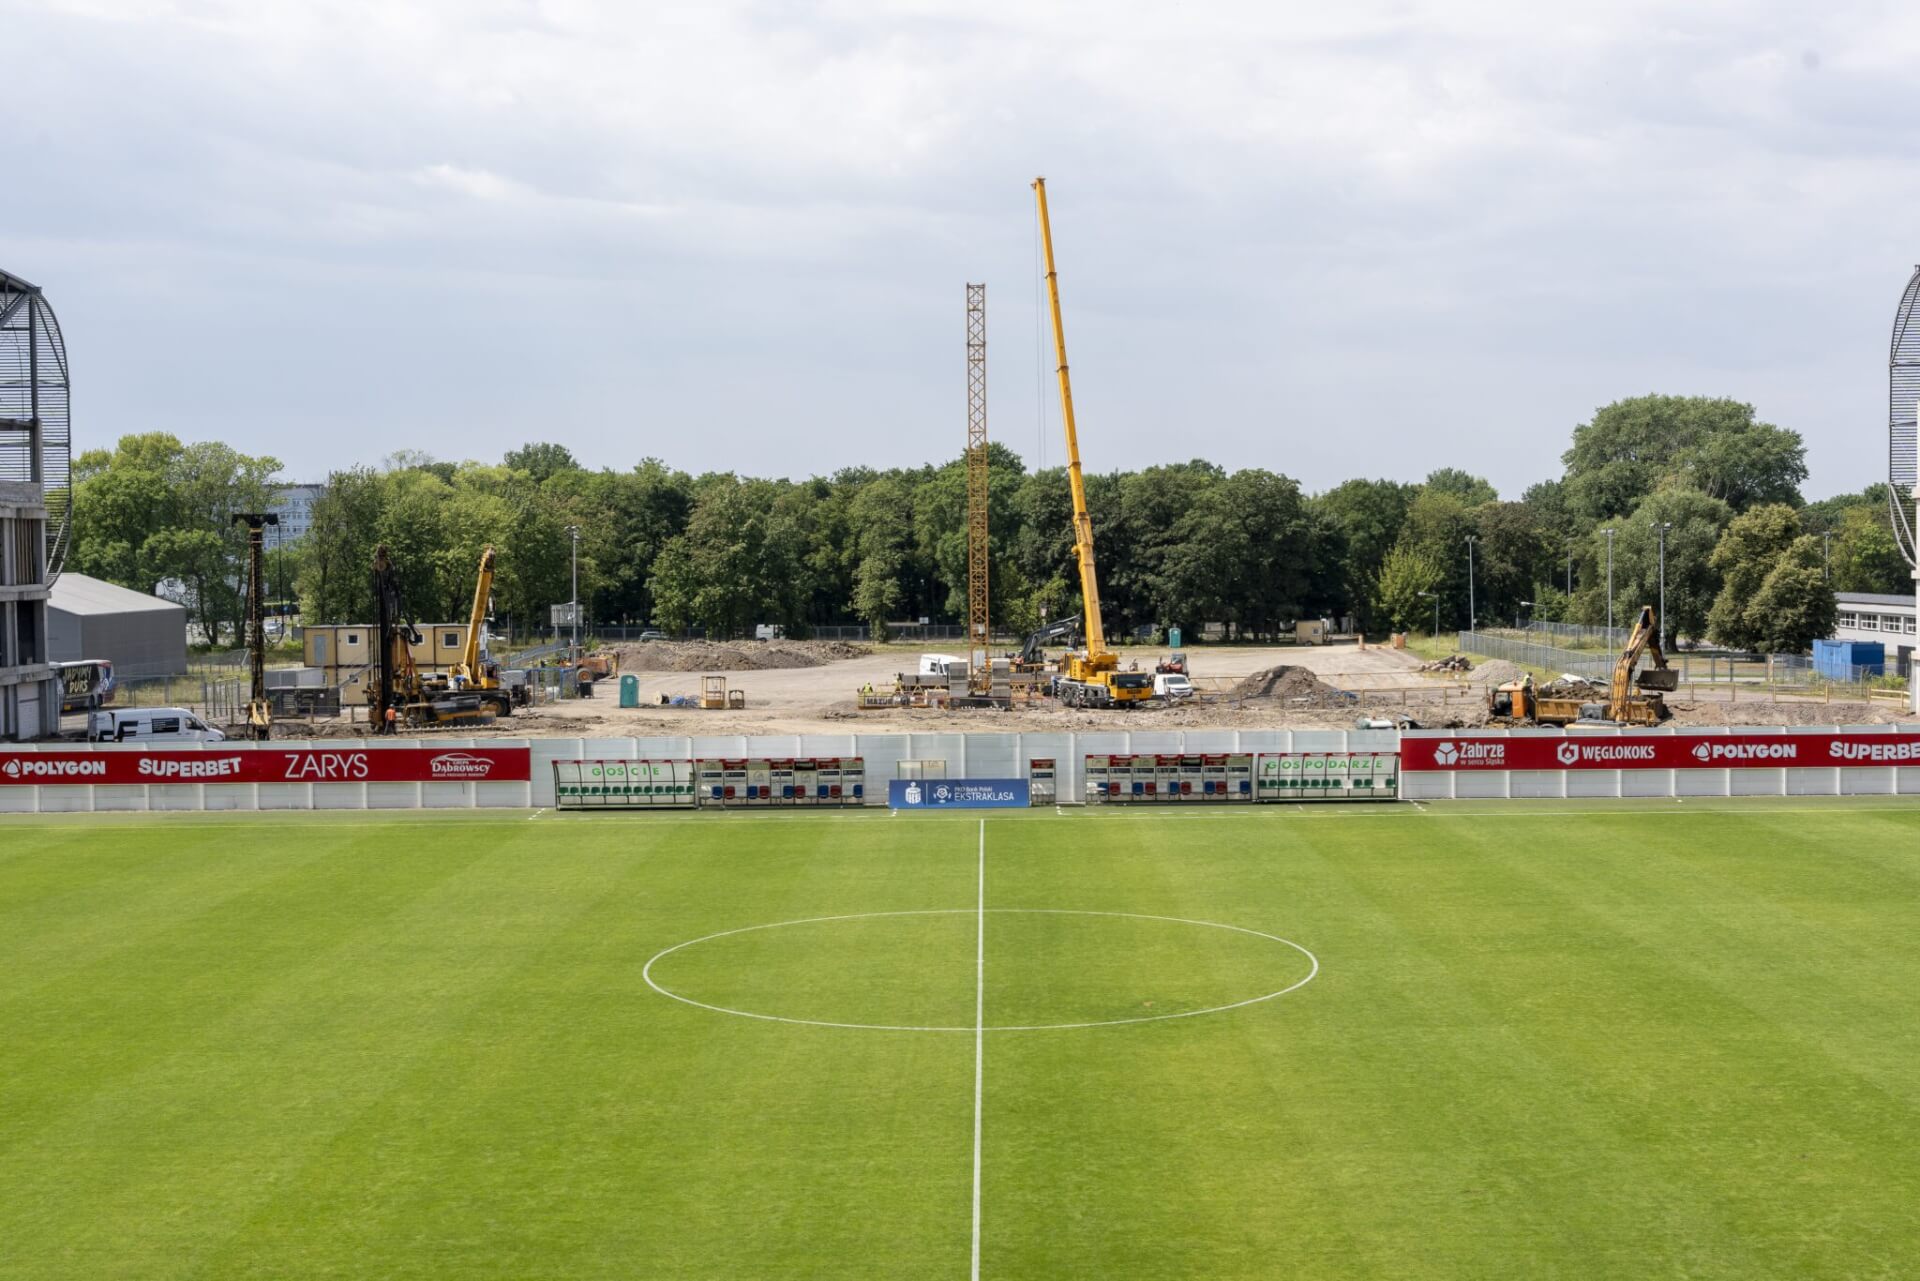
[1888,265,1920,713]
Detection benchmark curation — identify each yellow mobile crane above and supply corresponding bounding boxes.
[1033,177,1153,709]
[438,545,515,718]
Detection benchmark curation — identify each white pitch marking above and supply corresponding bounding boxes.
[640,909,1320,1032]
[971,819,985,1281]
[528,808,545,820]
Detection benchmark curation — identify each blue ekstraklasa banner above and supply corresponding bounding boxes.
[887,778,1030,809]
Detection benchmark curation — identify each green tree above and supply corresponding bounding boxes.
[1563,395,1806,519]
[1829,504,1907,595]
[502,442,579,485]
[1375,544,1445,634]
[1314,478,1415,634]
[1605,489,1733,643]
[68,434,281,643]
[1422,468,1498,507]
[1706,504,1802,649]
[1746,537,1836,653]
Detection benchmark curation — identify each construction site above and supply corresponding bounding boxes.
[16,179,1910,747]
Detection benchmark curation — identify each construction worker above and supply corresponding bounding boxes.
[383,703,398,734]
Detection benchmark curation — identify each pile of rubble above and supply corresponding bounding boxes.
[1416,655,1473,673]
[613,638,872,673]
[1228,665,1356,707]
[1539,675,1607,698]
[1463,660,1528,687]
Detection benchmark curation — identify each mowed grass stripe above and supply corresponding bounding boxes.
[0,823,634,1280]
[3,807,1919,1279]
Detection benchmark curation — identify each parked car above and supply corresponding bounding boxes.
[1153,672,1195,699]
[88,707,226,743]
[754,624,786,641]
[638,630,667,642]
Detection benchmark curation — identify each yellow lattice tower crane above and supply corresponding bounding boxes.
[966,283,991,694]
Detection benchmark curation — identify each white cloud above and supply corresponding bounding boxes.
[3,0,1918,495]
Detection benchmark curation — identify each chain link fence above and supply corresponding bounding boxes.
[1458,632,1906,704]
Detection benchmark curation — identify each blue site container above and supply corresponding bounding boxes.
[1814,638,1883,680]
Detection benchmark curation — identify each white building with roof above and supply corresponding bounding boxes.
[1832,590,1916,675]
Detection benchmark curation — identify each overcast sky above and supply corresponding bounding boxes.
[6,0,1919,498]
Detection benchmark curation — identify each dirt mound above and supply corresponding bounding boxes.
[1668,699,1903,727]
[1464,659,1527,686]
[613,638,872,673]
[1540,675,1606,698]
[1227,665,1355,707]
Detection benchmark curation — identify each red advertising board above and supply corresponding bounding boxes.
[1401,733,1920,773]
[0,746,532,786]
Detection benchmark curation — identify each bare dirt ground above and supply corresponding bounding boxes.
[256,641,1906,739]
[481,642,1445,737]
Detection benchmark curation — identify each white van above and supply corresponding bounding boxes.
[919,654,963,678]
[88,707,227,743]
[1153,672,1195,700]
[754,624,786,641]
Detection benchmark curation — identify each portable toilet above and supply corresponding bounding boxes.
[619,674,640,708]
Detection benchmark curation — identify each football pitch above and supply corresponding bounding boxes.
[3,800,1918,1279]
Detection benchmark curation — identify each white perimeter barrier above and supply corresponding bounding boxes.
[4,724,1918,813]
[1399,725,1920,800]
[0,729,1392,812]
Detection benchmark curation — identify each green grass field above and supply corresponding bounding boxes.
[4,801,1919,1279]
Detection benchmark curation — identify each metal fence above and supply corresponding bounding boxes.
[1520,621,1630,650]
[1457,632,1616,681]
[106,674,247,719]
[1458,632,1906,703]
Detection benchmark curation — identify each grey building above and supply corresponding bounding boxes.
[2,266,68,743]
[49,574,190,678]
[270,482,325,542]
[0,482,57,740]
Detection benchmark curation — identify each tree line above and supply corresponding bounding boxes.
[65,395,1909,652]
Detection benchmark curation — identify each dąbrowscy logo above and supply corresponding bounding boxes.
[428,752,495,780]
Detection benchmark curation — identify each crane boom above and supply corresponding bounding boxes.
[1033,177,1108,661]
[459,545,497,679]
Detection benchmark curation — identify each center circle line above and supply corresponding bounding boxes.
[642,908,1319,1033]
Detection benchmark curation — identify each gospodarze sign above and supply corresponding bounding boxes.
[1401,733,1920,773]
[0,747,532,786]
[888,778,1030,809]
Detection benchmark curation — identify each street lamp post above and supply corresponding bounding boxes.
[1465,535,1477,632]
[1823,529,1833,582]
[1651,521,1672,649]
[1601,528,1615,638]
[1566,544,1573,598]
[1418,590,1439,643]
[1517,599,1533,631]
[565,525,581,656]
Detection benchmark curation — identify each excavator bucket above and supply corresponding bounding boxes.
[1636,669,1680,692]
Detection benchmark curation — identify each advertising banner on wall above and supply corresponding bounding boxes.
[887,778,1030,809]
[1401,733,1920,773]
[0,746,533,786]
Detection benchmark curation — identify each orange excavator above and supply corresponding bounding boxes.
[1488,605,1677,726]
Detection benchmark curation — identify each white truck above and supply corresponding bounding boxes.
[1153,672,1195,700]
[88,707,227,743]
